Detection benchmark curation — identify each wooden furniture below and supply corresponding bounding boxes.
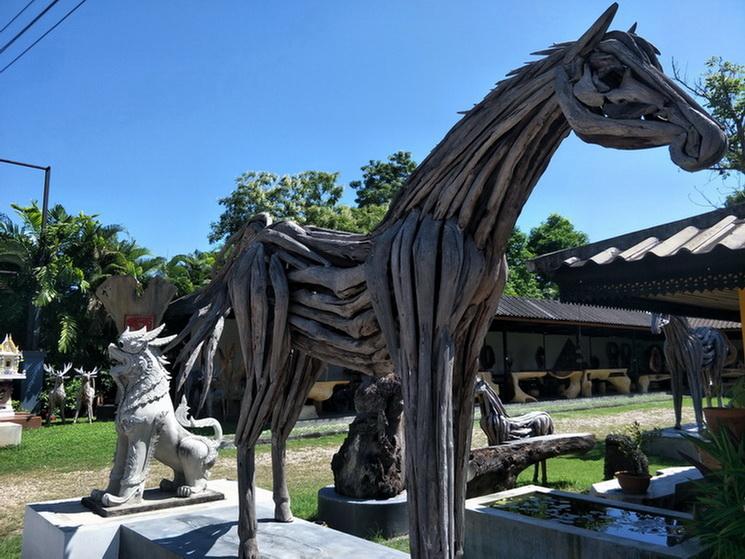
[548,370,585,399]
[510,371,546,403]
[637,373,671,394]
[584,368,631,395]
[307,380,349,406]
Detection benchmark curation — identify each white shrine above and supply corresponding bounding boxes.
[0,334,25,417]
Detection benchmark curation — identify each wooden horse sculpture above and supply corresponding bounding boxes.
[475,376,554,483]
[43,363,71,425]
[172,5,726,557]
[73,367,98,424]
[652,314,735,430]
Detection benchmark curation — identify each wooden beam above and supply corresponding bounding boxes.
[739,289,745,356]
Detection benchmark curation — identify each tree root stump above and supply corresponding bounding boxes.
[466,432,596,498]
[331,374,405,499]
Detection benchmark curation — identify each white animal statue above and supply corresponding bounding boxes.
[88,325,223,507]
[73,367,98,424]
[43,363,72,425]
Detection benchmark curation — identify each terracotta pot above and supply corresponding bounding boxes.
[615,470,651,495]
[703,407,745,440]
[700,407,745,470]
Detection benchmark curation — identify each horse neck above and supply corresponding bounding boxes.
[380,47,571,253]
[664,316,692,346]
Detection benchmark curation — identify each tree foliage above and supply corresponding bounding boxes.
[0,203,160,366]
[209,152,417,243]
[504,214,588,299]
[674,57,745,205]
[208,171,344,243]
[350,151,417,207]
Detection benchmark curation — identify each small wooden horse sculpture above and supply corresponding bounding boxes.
[475,376,554,483]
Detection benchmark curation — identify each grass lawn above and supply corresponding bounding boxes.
[0,393,689,559]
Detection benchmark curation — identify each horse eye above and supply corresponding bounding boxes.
[117,341,124,349]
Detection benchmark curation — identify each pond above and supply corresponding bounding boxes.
[489,492,688,548]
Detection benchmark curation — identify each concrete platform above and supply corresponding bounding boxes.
[23,479,408,559]
[591,466,702,509]
[643,425,701,461]
[317,485,408,538]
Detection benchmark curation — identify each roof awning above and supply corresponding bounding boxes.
[529,204,745,322]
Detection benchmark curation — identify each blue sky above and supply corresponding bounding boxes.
[1,0,743,258]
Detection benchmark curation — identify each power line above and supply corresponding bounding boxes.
[0,0,88,75]
[0,0,38,35]
[0,0,61,55]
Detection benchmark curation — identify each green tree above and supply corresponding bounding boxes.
[351,151,417,207]
[0,202,159,366]
[159,250,217,297]
[503,227,542,298]
[209,171,343,243]
[674,58,744,205]
[526,213,589,298]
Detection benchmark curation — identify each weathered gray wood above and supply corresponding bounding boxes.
[171,5,727,556]
[466,433,596,498]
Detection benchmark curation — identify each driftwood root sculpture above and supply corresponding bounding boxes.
[173,4,726,557]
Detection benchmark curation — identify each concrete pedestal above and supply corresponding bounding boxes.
[0,421,21,447]
[643,425,701,461]
[317,485,409,538]
[591,466,702,509]
[23,480,407,559]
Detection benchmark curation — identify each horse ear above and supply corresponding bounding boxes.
[564,3,618,62]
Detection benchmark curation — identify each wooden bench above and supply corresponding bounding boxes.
[637,373,671,394]
[509,371,546,403]
[584,368,631,395]
[548,370,586,399]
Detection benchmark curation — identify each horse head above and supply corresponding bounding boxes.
[651,313,671,334]
[556,3,727,172]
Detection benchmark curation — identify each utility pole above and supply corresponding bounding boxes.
[0,158,51,350]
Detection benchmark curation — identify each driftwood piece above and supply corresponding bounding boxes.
[332,374,405,499]
[466,433,596,498]
[171,5,726,557]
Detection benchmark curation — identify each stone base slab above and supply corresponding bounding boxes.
[23,480,407,559]
[81,487,224,517]
[0,422,22,447]
[317,485,409,538]
[643,424,701,461]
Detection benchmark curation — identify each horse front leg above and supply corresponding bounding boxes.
[270,352,323,522]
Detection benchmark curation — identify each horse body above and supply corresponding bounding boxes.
[174,6,726,558]
[653,314,735,429]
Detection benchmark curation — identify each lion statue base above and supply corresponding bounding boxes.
[88,325,223,508]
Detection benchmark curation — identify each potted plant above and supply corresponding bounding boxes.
[704,377,745,442]
[606,422,651,494]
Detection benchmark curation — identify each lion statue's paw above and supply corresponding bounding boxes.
[176,486,193,498]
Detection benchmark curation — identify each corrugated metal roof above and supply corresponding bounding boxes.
[530,204,745,273]
[494,296,740,330]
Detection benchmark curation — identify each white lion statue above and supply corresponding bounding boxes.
[89,325,223,507]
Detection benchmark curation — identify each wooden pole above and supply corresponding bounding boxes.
[739,289,745,358]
